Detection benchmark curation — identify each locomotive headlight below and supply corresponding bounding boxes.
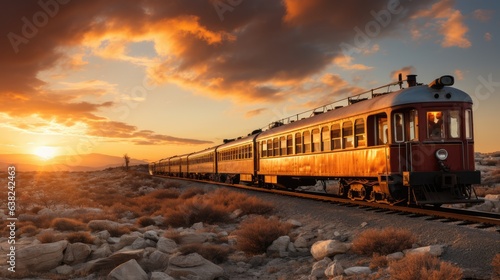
[435,149,448,161]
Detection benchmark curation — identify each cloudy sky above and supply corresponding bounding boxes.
[1,0,499,163]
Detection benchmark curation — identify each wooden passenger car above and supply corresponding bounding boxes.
[256,75,480,204]
[187,146,219,180]
[216,134,259,184]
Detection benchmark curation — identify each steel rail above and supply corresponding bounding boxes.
[154,175,500,227]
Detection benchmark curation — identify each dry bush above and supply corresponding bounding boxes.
[18,224,39,237]
[148,188,181,199]
[163,230,182,244]
[180,187,206,199]
[108,226,133,237]
[163,196,230,227]
[178,243,232,264]
[37,231,65,243]
[493,253,500,279]
[234,216,292,255]
[65,231,95,244]
[207,189,274,215]
[136,216,156,227]
[352,227,416,256]
[389,253,462,280]
[370,253,388,269]
[51,218,87,231]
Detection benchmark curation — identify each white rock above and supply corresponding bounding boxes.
[310,257,331,278]
[404,245,445,257]
[267,236,290,258]
[294,236,308,248]
[324,261,344,277]
[63,242,91,265]
[344,266,371,275]
[386,252,404,261]
[157,237,178,254]
[150,271,175,280]
[310,240,351,260]
[107,259,148,280]
[55,264,73,275]
[360,222,368,228]
[144,230,160,241]
[17,240,68,272]
[166,253,224,280]
[191,222,204,230]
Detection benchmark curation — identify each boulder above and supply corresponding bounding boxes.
[324,261,344,278]
[404,245,445,257]
[178,232,208,244]
[267,236,290,258]
[386,252,404,261]
[344,266,371,276]
[310,257,331,278]
[294,236,308,249]
[82,249,144,274]
[107,259,148,280]
[144,230,160,242]
[111,233,140,251]
[63,242,91,265]
[128,237,157,250]
[141,250,170,271]
[166,253,224,280]
[157,237,178,254]
[17,240,68,272]
[310,240,351,260]
[151,271,175,280]
[90,243,112,260]
[55,264,74,275]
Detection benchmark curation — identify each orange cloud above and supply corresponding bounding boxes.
[411,0,471,48]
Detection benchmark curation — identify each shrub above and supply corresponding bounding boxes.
[163,197,230,227]
[108,226,132,237]
[352,227,416,256]
[234,216,292,255]
[178,243,232,264]
[149,189,180,199]
[136,216,156,227]
[65,231,95,244]
[37,231,65,243]
[493,254,500,279]
[51,218,87,231]
[370,253,388,269]
[18,224,39,237]
[179,187,206,199]
[208,189,274,215]
[389,253,462,280]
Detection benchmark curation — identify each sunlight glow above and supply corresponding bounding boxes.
[34,146,58,160]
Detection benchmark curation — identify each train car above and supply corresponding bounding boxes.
[256,75,481,205]
[187,146,219,180]
[148,162,156,175]
[217,133,260,184]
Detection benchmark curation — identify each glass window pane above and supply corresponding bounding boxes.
[465,109,472,139]
[312,129,320,152]
[449,110,460,138]
[303,131,311,153]
[409,110,418,141]
[295,133,302,154]
[331,123,341,150]
[355,119,365,147]
[287,135,293,154]
[427,111,444,139]
[322,126,330,151]
[394,113,404,143]
[343,121,353,148]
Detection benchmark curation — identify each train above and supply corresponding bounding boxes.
[149,74,483,206]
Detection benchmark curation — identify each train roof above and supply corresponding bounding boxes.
[257,85,472,139]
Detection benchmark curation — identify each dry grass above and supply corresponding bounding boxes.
[163,196,230,227]
[51,218,87,231]
[493,253,500,279]
[389,253,462,280]
[352,227,416,256]
[369,253,388,269]
[65,231,95,244]
[234,216,292,255]
[136,216,157,227]
[37,231,65,243]
[178,243,232,264]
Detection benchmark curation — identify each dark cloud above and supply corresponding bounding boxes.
[0,0,434,145]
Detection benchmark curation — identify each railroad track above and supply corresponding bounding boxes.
[154,175,500,229]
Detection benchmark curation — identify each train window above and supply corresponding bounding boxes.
[280,136,286,155]
[393,113,404,143]
[273,138,279,156]
[377,116,388,145]
[287,135,293,154]
[303,131,311,153]
[355,119,365,147]
[267,139,273,157]
[409,110,418,141]
[261,141,267,157]
[427,111,444,139]
[449,110,460,138]
[331,123,341,150]
[321,126,330,151]
[312,129,320,152]
[342,121,353,148]
[295,132,302,153]
[465,109,472,139]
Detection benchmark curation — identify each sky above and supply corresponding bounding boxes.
[0,0,499,164]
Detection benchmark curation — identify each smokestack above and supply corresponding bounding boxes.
[407,74,417,87]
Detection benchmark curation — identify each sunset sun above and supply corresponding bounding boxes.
[33,146,58,160]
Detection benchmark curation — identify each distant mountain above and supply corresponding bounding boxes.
[0,153,148,172]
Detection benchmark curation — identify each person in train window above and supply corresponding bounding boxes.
[428,112,443,138]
